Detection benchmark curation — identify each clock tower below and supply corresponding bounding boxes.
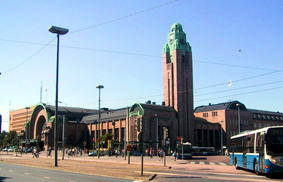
[163,23,194,144]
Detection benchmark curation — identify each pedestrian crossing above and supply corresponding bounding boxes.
[187,161,232,166]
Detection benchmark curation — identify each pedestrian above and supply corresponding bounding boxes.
[68,149,72,158]
[31,147,34,157]
[47,147,52,158]
[173,150,177,161]
[150,148,153,158]
[160,149,164,161]
[115,149,118,157]
[33,147,37,158]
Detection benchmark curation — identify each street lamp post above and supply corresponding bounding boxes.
[93,120,98,158]
[236,104,241,134]
[48,25,69,167]
[220,120,223,155]
[25,107,30,145]
[155,114,158,156]
[96,85,104,159]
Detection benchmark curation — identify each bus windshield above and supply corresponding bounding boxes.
[266,128,283,156]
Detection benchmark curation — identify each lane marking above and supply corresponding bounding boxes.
[140,171,274,182]
[44,176,51,179]
[9,170,13,172]
[25,173,30,175]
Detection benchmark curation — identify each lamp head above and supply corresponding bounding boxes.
[48,26,69,35]
[96,85,104,89]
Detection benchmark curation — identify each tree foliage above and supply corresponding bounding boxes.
[0,131,8,147]
[2,131,18,147]
[98,133,113,149]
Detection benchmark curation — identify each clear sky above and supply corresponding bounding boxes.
[1,0,283,132]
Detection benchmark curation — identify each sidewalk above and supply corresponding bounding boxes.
[0,152,243,181]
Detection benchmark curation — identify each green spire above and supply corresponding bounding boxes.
[163,23,192,62]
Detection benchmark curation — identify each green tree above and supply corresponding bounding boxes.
[100,133,113,148]
[2,131,18,147]
[0,130,8,147]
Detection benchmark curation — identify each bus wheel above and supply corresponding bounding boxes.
[254,160,260,175]
[235,158,239,170]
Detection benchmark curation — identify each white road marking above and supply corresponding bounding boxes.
[139,171,274,182]
[25,173,30,175]
[43,176,51,179]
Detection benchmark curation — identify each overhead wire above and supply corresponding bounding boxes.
[0,0,179,75]
[1,38,56,75]
[69,0,179,34]
[195,86,283,103]
[1,0,282,107]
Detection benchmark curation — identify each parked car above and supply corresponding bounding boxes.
[88,151,97,156]
[24,147,34,153]
[88,151,105,156]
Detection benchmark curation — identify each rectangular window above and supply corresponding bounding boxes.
[203,113,209,117]
[212,112,218,116]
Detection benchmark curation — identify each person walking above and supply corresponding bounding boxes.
[47,147,52,158]
[173,150,177,161]
[160,149,164,161]
[150,148,153,158]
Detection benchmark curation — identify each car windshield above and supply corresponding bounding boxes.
[266,128,283,156]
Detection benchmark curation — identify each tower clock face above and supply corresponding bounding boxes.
[180,37,185,43]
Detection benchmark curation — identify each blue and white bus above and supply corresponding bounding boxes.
[176,142,192,159]
[230,126,283,175]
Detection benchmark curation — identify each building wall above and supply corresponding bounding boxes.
[9,106,35,134]
[195,106,283,148]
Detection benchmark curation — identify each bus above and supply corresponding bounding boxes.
[176,142,192,159]
[192,146,216,156]
[230,126,283,175]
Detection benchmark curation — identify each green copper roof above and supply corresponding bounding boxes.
[129,103,145,117]
[163,23,192,62]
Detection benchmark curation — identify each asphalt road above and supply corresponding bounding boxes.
[0,163,133,182]
[1,152,282,182]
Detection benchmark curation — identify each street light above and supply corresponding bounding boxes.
[155,114,158,156]
[236,103,241,134]
[96,85,104,159]
[25,107,30,145]
[48,25,69,167]
[220,120,223,155]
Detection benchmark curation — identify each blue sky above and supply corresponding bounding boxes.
[1,0,283,132]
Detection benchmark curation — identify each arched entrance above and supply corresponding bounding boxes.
[35,115,46,150]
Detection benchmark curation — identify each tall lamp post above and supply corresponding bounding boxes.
[220,120,223,155]
[236,103,241,134]
[96,85,104,159]
[48,25,69,167]
[155,114,158,156]
[25,107,30,145]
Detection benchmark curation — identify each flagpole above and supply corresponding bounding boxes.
[45,85,49,105]
[228,79,232,101]
[40,81,43,103]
